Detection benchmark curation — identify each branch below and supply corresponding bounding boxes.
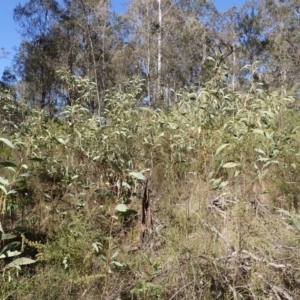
[241,250,293,269]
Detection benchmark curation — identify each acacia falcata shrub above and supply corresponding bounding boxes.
[1,65,300,299]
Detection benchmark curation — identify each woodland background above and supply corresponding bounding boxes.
[1,0,300,299]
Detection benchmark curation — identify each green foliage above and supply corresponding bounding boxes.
[1,69,300,299]
[278,209,300,232]
[4,0,300,297]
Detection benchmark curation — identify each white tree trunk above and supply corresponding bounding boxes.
[157,0,162,102]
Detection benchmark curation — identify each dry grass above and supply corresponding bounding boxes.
[1,79,300,299]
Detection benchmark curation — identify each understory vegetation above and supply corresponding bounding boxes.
[1,65,300,300]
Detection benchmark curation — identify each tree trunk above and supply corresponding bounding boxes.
[157,0,162,103]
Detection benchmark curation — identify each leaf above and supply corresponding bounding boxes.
[291,220,300,232]
[120,209,138,217]
[0,162,17,168]
[6,257,36,268]
[111,251,119,260]
[0,250,21,259]
[20,172,32,178]
[215,144,230,155]
[0,176,9,185]
[29,157,44,162]
[95,189,113,197]
[92,242,102,252]
[111,261,123,267]
[278,209,292,217]
[292,126,300,134]
[7,189,17,195]
[14,177,26,183]
[219,181,228,188]
[129,172,146,181]
[0,185,7,194]
[252,129,265,136]
[0,241,20,256]
[0,251,22,258]
[257,156,269,163]
[115,204,127,212]
[0,138,14,148]
[261,110,275,118]
[188,93,197,100]
[252,129,272,140]
[222,162,241,168]
[122,181,131,189]
[207,56,216,62]
[234,170,241,177]
[57,138,66,145]
[111,162,122,174]
[254,148,266,156]
[1,233,17,241]
[6,167,16,173]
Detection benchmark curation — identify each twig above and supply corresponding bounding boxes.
[271,285,294,300]
[256,273,294,300]
[241,250,292,269]
[200,220,233,251]
[168,280,195,300]
[140,179,153,246]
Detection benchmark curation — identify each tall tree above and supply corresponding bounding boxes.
[262,0,300,93]
[13,0,67,110]
[13,0,120,113]
[124,0,218,105]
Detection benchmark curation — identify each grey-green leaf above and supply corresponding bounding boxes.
[116,204,127,212]
[129,172,146,181]
[57,138,66,145]
[0,250,21,258]
[222,162,241,168]
[1,233,17,241]
[0,138,14,148]
[215,144,230,155]
[0,176,9,185]
[6,257,36,268]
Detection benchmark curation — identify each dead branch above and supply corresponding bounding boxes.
[140,179,153,246]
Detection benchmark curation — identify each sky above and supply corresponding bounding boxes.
[0,0,245,78]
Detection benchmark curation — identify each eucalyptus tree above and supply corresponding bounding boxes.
[124,0,219,106]
[211,7,242,91]
[59,0,116,113]
[223,0,269,92]
[13,0,65,110]
[124,0,170,104]
[233,0,300,94]
[261,0,300,93]
[13,0,121,113]
[160,0,219,98]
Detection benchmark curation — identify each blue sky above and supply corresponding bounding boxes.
[0,0,245,78]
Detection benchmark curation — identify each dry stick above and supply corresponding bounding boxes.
[168,280,196,300]
[226,280,238,300]
[241,250,293,269]
[140,179,153,245]
[207,226,294,269]
[200,220,233,252]
[256,273,294,300]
